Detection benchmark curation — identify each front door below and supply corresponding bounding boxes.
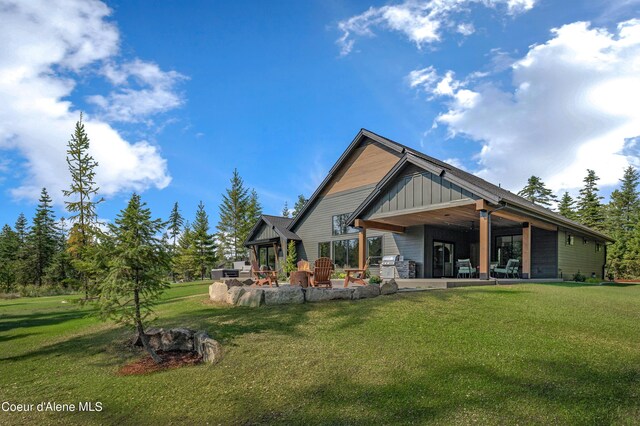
[433,241,455,278]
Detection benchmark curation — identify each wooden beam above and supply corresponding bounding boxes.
[479,210,491,280]
[492,210,557,232]
[354,219,405,234]
[476,199,488,211]
[358,228,366,270]
[522,223,531,279]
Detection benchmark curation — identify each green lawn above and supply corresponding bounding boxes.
[1,281,639,425]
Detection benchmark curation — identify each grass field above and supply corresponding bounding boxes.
[1,281,639,425]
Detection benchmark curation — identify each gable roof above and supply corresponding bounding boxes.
[289,128,612,243]
[244,214,300,246]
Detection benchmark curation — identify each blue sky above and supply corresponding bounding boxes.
[1,0,639,228]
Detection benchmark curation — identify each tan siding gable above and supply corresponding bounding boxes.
[323,139,401,196]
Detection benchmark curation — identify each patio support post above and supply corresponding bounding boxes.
[522,223,531,279]
[358,226,366,270]
[479,209,491,280]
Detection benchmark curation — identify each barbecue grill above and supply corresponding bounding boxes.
[380,255,416,279]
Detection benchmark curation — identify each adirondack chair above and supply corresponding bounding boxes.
[251,259,279,287]
[311,257,333,288]
[494,259,520,278]
[344,257,370,287]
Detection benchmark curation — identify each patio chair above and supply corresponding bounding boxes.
[311,257,333,288]
[490,262,498,277]
[494,259,520,278]
[344,257,370,287]
[233,261,252,275]
[456,259,476,278]
[250,259,279,287]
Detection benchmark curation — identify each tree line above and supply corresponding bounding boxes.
[518,168,640,278]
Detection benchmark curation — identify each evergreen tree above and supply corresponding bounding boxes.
[62,114,102,299]
[576,169,604,231]
[174,222,198,281]
[284,240,297,275]
[166,202,184,282]
[98,193,169,364]
[217,169,250,260]
[292,194,307,218]
[281,201,290,218]
[13,213,29,286]
[192,202,217,279]
[606,166,640,278]
[26,188,59,286]
[44,218,75,287]
[517,176,557,207]
[558,192,577,220]
[15,213,27,243]
[0,224,19,290]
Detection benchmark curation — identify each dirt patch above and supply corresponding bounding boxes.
[117,351,202,376]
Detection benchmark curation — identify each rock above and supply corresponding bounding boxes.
[351,284,381,299]
[242,279,254,286]
[224,278,244,288]
[194,331,223,364]
[209,282,229,303]
[237,289,264,307]
[133,327,164,350]
[380,279,399,295]
[226,286,246,305]
[161,328,194,352]
[305,287,353,302]
[264,286,305,305]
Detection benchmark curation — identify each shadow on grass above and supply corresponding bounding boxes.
[0,309,94,333]
[536,281,639,288]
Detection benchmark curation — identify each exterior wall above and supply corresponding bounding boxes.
[557,230,606,279]
[530,227,558,279]
[423,226,473,278]
[365,166,476,219]
[380,225,425,278]
[254,222,279,240]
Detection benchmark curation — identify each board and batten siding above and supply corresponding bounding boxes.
[557,230,606,279]
[364,167,476,219]
[530,227,558,279]
[254,222,279,241]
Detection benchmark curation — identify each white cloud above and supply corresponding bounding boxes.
[411,20,640,193]
[337,0,536,55]
[0,0,180,202]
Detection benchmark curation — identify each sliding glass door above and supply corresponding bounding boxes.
[433,241,455,278]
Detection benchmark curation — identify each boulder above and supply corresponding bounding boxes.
[161,328,194,352]
[380,279,399,295]
[305,287,354,302]
[194,331,223,364]
[224,278,244,288]
[264,286,305,305]
[242,279,254,286]
[237,289,264,307]
[351,284,381,299]
[226,286,246,305]
[133,327,164,350]
[209,282,229,303]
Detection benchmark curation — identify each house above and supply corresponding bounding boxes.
[244,129,613,280]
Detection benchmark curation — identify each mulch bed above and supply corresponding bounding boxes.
[117,351,202,376]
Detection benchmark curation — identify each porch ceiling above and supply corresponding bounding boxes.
[369,204,521,230]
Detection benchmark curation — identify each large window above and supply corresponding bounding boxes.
[332,213,358,235]
[318,242,330,258]
[258,246,277,270]
[367,236,383,266]
[332,238,359,268]
[494,235,522,266]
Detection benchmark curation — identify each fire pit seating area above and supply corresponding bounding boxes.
[209,278,399,307]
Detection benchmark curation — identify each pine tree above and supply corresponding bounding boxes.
[282,201,290,218]
[175,222,197,281]
[292,194,307,218]
[62,114,102,299]
[98,193,169,364]
[576,169,604,231]
[606,166,640,278]
[284,240,297,275]
[192,202,217,279]
[558,192,577,220]
[13,213,29,286]
[517,176,557,207]
[15,213,27,243]
[26,188,59,286]
[217,169,250,260]
[0,224,19,290]
[166,202,184,282]
[44,218,75,287]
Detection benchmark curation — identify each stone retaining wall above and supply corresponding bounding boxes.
[209,279,398,308]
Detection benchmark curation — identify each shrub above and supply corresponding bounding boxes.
[585,277,602,284]
[368,275,382,284]
[572,271,586,282]
[331,271,346,279]
[18,284,76,298]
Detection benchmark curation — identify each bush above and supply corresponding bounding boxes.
[572,272,586,282]
[585,277,602,284]
[331,271,346,279]
[368,275,382,284]
[18,284,76,298]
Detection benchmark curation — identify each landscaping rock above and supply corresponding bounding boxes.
[242,279,254,286]
[351,284,381,299]
[224,278,244,288]
[161,328,194,352]
[194,331,223,364]
[264,285,305,305]
[226,286,245,305]
[209,282,229,303]
[133,327,164,349]
[380,279,399,295]
[237,289,264,307]
[305,287,354,302]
